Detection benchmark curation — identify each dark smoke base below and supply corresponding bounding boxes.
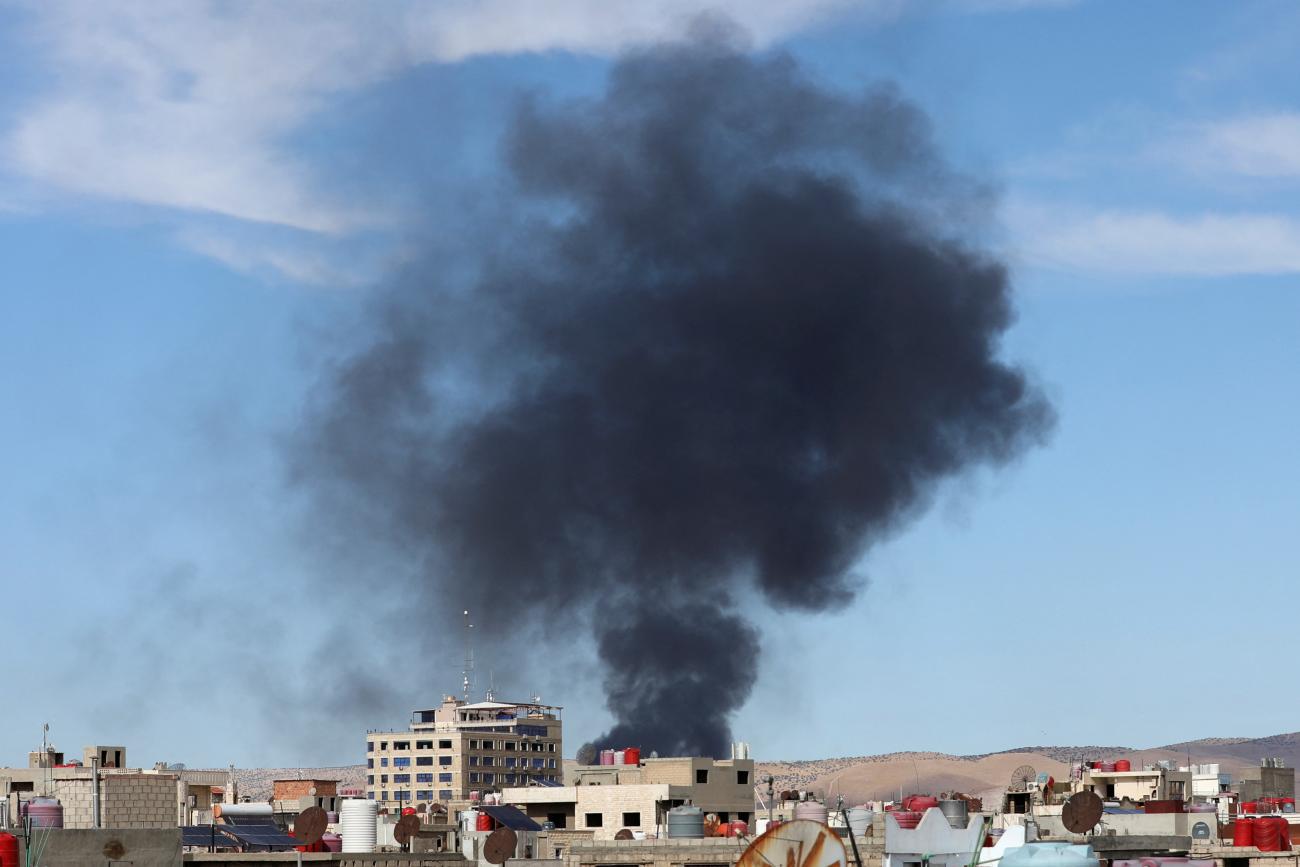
[295,34,1053,759]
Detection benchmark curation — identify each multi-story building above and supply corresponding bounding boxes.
[503,756,755,841]
[366,695,563,810]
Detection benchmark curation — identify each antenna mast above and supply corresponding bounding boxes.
[462,610,475,702]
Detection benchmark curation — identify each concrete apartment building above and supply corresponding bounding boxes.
[366,695,563,809]
[503,756,756,840]
[1238,758,1295,804]
[0,744,224,829]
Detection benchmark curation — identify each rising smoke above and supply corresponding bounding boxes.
[293,32,1053,758]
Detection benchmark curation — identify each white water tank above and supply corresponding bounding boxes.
[340,799,378,853]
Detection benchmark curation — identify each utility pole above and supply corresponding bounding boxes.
[766,776,774,828]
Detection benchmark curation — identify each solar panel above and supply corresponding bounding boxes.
[479,804,543,831]
[219,823,301,849]
[181,826,239,849]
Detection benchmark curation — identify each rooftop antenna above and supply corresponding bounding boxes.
[462,610,475,702]
[486,670,496,702]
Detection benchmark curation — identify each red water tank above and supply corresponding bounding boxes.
[624,747,641,765]
[0,832,17,867]
[1255,817,1283,851]
[402,807,417,816]
[1243,802,1258,814]
[1233,818,1255,847]
[904,796,938,812]
[476,812,493,832]
[1115,760,1132,772]
[892,811,922,829]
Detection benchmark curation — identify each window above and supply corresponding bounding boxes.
[394,791,410,801]
[394,741,410,750]
[505,742,516,751]
[470,756,479,766]
[696,769,709,784]
[380,742,388,750]
[367,792,375,800]
[548,759,556,769]
[483,740,495,750]
[417,757,433,766]
[439,740,452,749]
[439,790,453,800]
[483,757,494,766]
[381,758,389,767]
[548,743,556,752]
[505,757,517,767]
[381,775,389,784]
[547,813,567,829]
[439,756,452,766]
[394,757,411,767]
[470,773,481,783]
[623,812,641,827]
[416,774,434,783]
[506,774,516,785]
[381,791,388,800]
[367,742,374,752]
[367,759,374,769]
[393,774,411,783]
[470,740,480,750]
[532,758,544,768]
[737,771,749,785]
[585,813,603,828]
[367,775,374,785]
[417,790,433,801]
[533,743,543,752]
[484,773,495,784]
[416,740,433,750]
[439,773,453,783]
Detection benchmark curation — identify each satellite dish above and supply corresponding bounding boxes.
[1010,765,1037,793]
[1192,821,1211,840]
[483,827,518,864]
[737,819,846,867]
[615,829,634,840]
[1061,791,1104,834]
[394,813,421,846]
[295,806,328,846]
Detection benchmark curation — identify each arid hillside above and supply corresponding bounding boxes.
[208,732,1299,803]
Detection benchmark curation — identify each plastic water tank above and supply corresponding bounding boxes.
[326,811,339,824]
[614,750,626,765]
[794,801,829,825]
[667,806,705,838]
[320,833,342,853]
[1114,760,1132,772]
[339,799,378,853]
[25,799,63,828]
[0,832,17,867]
[600,750,615,766]
[940,800,969,829]
[891,811,922,829]
[625,747,641,765]
[904,795,939,812]
[1233,818,1255,847]
[1001,842,1100,867]
[847,807,873,836]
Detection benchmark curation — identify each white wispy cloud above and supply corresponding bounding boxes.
[1187,113,1300,179]
[3,0,1080,284]
[1008,201,1300,276]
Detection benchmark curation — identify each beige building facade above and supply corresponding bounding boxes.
[504,757,755,840]
[366,696,563,809]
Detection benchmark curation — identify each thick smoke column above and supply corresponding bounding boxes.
[295,35,1052,757]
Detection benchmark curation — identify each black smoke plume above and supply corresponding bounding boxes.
[294,34,1052,758]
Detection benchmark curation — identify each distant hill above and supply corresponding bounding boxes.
[211,732,1300,803]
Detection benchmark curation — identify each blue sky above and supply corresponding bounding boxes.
[1,0,1297,768]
